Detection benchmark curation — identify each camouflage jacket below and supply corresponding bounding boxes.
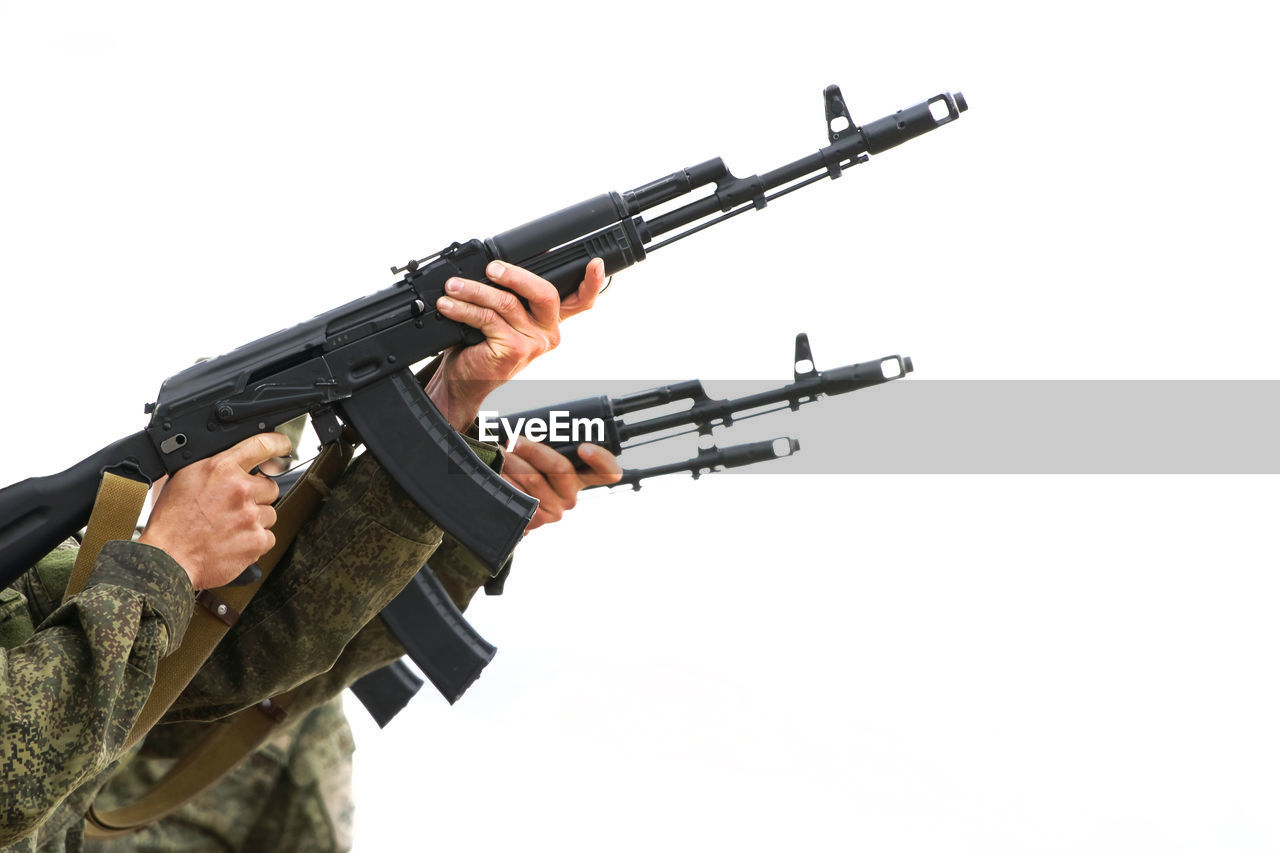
[87,697,358,853]
[0,441,501,853]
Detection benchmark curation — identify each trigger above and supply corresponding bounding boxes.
[312,408,343,445]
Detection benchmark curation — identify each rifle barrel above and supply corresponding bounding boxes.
[616,356,909,443]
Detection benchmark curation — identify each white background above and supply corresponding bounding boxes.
[2,2,1278,851]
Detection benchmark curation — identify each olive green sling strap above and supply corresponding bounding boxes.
[66,472,152,596]
[63,437,355,838]
[83,687,304,838]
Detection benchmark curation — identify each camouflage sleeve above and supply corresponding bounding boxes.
[0,540,194,845]
[429,533,501,611]
[273,456,514,722]
[165,435,505,722]
[252,564,482,726]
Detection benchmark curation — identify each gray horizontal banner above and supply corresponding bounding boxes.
[486,380,1280,475]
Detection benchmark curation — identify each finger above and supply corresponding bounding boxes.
[500,452,559,508]
[576,443,623,487]
[499,450,575,535]
[227,432,294,472]
[248,472,281,506]
[519,501,560,534]
[509,437,580,505]
[436,284,517,341]
[257,503,278,530]
[559,258,606,320]
[484,261,561,328]
[532,504,562,526]
[499,451,540,492]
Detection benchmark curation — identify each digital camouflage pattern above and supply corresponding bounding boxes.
[86,697,356,853]
[84,521,497,852]
[1,437,502,852]
[0,538,194,851]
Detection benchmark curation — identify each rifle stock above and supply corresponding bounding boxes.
[0,432,163,585]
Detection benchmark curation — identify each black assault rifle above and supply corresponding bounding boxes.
[353,335,912,726]
[0,83,965,589]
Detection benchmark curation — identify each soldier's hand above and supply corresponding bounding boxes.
[426,259,606,430]
[138,433,291,590]
[501,437,622,532]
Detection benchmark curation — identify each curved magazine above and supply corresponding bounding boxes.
[339,368,537,574]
